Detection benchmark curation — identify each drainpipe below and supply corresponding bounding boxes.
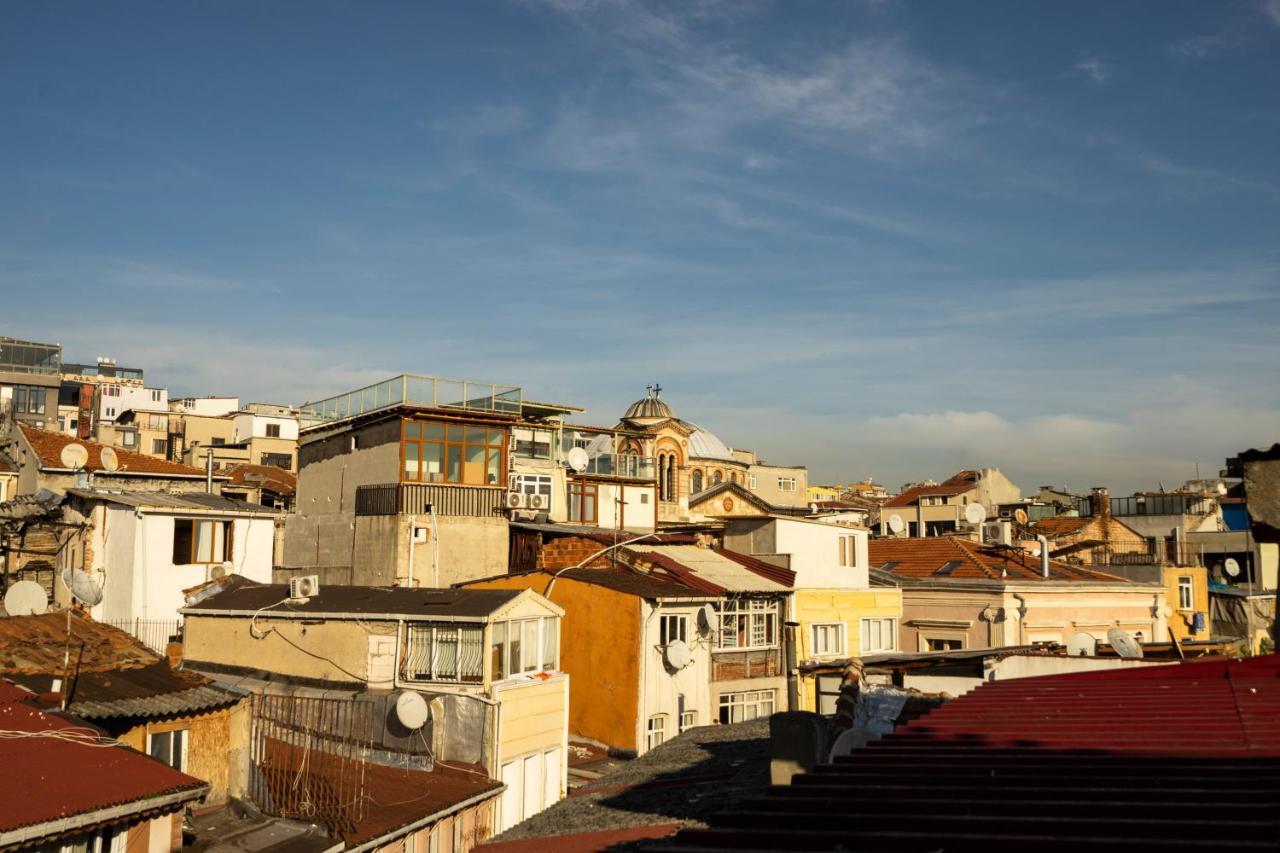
[406,514,417,588]
[205,449,214,494]
[1037,535,1050,578]
[430,504,440,588]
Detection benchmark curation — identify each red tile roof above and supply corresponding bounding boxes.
[1027,515,1091,535]
[0,681,207,838]
[220,462,297,495]
[870,536,1128,581]
[656,656,1280,852]
[18,423,213,478]
[883,470,980,508]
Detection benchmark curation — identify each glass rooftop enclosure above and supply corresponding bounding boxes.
[0,337,61,376]
[299,374,522,423]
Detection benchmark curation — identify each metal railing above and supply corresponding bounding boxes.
[299,374,521,423]
[573,451,656,480]
[355,483,505,517]
[103,618,182,653]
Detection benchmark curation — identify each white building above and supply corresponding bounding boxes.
[98,384,168,424]
[171,396,241,417]
[230,411,300,444]
[61,489,277,625]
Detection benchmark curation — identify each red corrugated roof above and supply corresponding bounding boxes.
[0,681,207,836]
[870,536,1127,581]
[883,470,979,508]
[655,655,1280,852]
[18,423,213,478]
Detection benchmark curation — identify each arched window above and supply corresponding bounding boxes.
[731,471,738,484]
[691,469,703,494]
[713,470,723,486]
[658,454,667,502]
[666,457,677,502]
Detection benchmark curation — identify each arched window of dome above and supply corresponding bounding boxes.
[731,471,738,484]
[691,469,703,494]
[666,457,677,502]
[713,470,723,486]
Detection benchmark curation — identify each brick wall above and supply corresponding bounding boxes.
[536,536,616,570]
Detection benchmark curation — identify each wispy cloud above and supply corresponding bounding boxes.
[1074,53,1111,85]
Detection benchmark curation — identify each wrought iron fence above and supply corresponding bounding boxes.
[102,619,182,653]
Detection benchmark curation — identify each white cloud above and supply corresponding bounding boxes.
[742,152,782,172]
[1074,54,1110,85]
[1264,0,1280,26]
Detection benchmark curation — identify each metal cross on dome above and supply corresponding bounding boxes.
[653,383,662,396]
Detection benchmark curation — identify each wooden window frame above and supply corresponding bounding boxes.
[567,480,598,525]
[401,418,508,488]
[172,518,233,565]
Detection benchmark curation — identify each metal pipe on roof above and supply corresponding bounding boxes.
[1038,535,1050,578]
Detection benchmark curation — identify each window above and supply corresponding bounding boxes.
[103,385,120,397]
[926,637,963,651]
[718,689,774,724]
[105,407,116,419]
[778,477,797,492]
[712,470,723,485]
[261,452,292,470]
[491,617,558,680]
[837,535,857,567]
[266,423,281,438]
[147,728,188,771]
[403,623,484,682]
[646,715,667,751]
[679,710,697,733]
[151,389,161,402]
[119,431,135,447]
[47,826,124,853]
[816,675,843,715]
[172,519,232,564]
[748,475,757,490]
[660,614,687,646]
[151,438,167,455]
[512,426,553,459]
[811,622,847,656]
[148,414,167,431]
[10,385,47,415]
[513,473,553,502]
[691,469,703,493]
[568,481,598,524]
[1178,576,1193,610]
[860,618,896,653]
[402,420,507,487]
[716,599,778,650]
[211,436,226,446]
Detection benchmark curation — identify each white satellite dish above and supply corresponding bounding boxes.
[1013,508,1029,526]
[4,581,49,616]
[61,568,104,606]
[1106,627,1143,659]
[566,447,590,473]
[394,691,430,730]
[664,639,692,670]
[887,514,906,535]
[99,447,120,472]
[60,443,89,471]
[963,504,987,525]
[697,604,716,634]
[1026,541,1042,557]
[1224,558,1241,578]
[1215,482,1228,496]
[1066,632,1096,657]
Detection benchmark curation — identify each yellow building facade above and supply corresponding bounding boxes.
[792,587,903,712]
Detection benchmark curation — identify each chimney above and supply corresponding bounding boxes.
[1090,487,1110,519]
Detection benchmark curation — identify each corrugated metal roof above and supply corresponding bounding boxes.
[653,654,1280,852]
[66,487,280,514]
[184,583,523,619]
[556,568,718,600]
[639,546,790,593]
[0,681,207,837]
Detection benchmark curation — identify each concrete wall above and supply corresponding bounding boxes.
[775,518,869,589]
[495,676,569,774]
[748,462,809,508]
[184,613,396,684]
[639,598,714,752]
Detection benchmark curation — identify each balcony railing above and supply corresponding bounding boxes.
[356,483,505,517]
[300,374,521,424]
[711,647,783,682]
[572,451,656,480]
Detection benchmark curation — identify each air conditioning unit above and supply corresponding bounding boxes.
[289,575,320,600]
[526,493,546,510]
[503,491,526,509]
[982,521,1012,546]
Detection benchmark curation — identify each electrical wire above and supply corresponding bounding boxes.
[0,727,121,748]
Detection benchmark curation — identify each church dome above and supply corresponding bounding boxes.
[623,386,675,424]
[682,422,737,462]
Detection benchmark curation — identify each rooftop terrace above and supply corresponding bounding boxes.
[298,373,522,424]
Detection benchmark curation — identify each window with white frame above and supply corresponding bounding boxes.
[1178,576,1193,610]
[402,623,484,683]
[716,599,778,650]
[777,477,797,492]
[859,617,896,653]
[646,714,667,751]
[837,534,858,568]
[811,622,847,656]
[659,614,687,645]
[43,826,124,853]
[718,689,774,724]
[147,728,188,771]
[490,617,558,681]
[513,473,553,501]
[748,475,757,490]
[679,710,697,733]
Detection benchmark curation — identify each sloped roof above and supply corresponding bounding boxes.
[183,583,523,619]
[1027,515,1091,535]
[0,452,16,475]
[688,481,776,514]
[66,487,279,514]
[884,470,980,508]
[219,463,297,496]
[636,545,793,593]
[655,655,1280,852]
[17,423,215,479]
[870,536,1130,582]
[0,681,207,839]
[554,567,717,600]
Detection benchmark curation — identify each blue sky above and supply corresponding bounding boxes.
[3,0,1278,493]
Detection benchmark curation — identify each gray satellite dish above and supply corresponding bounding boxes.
[664,639,692,670]
[566,446,590,473]
[4,581,49,616]
[99,447,120,472]
[1066,632,1096,657]
[1106,627,1143,659]
[61,568,104,606]
[697,604,716,633]
[394,690,430,730]
[963,503,987,525]
[1224,558,1241,578]
[887,514,906,535]
[60,443,89,470]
